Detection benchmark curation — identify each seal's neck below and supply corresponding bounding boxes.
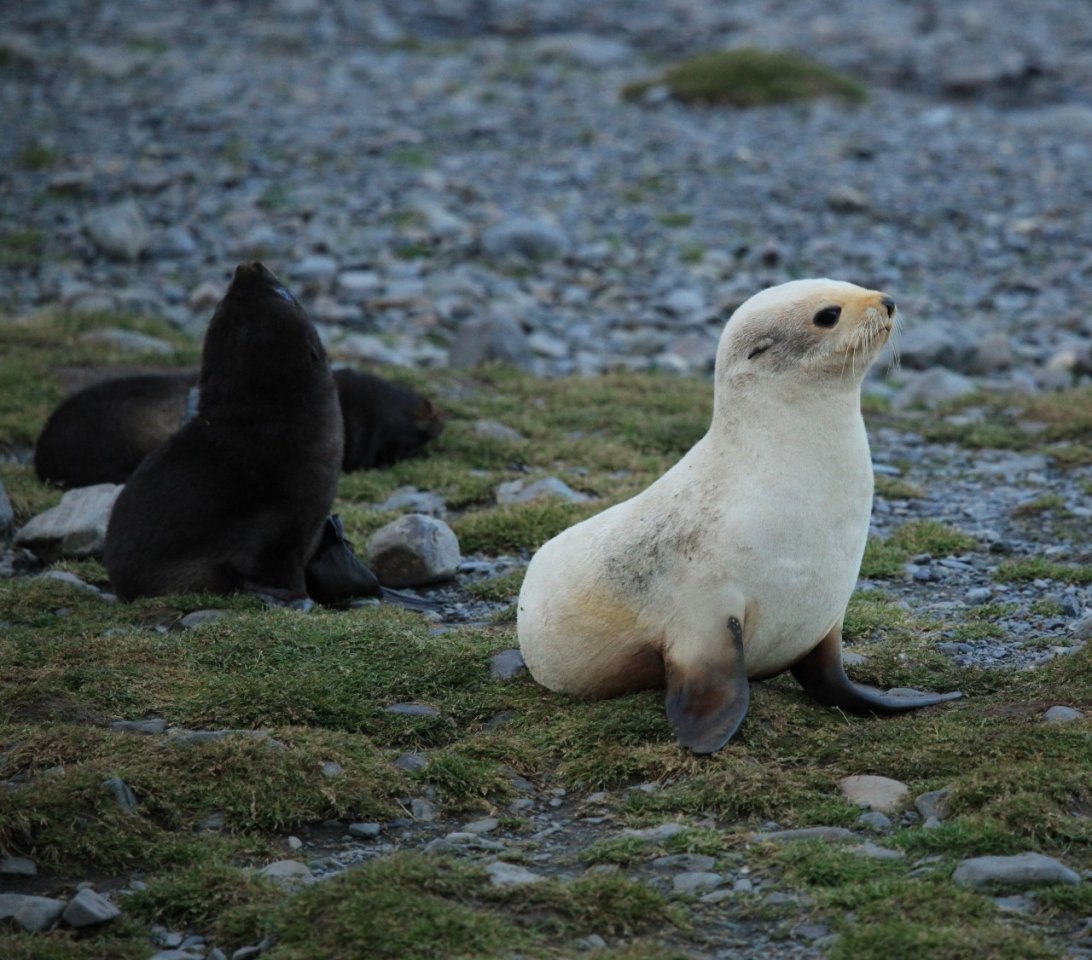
[710,374,864,441]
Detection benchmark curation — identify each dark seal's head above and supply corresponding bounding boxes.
[199,261,330,406]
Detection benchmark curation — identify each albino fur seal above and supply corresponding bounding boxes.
[34,368,444,489]
[104,262,343,603]
[517,278,960,754]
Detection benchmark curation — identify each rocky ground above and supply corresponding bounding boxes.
[1,1,1091,958]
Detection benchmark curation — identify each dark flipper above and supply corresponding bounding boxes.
[379,586,445,613]
[791,624,961,715]
[664,617,750,754]
[305,515,380,605]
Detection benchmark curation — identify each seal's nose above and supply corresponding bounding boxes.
[881,296,896,318]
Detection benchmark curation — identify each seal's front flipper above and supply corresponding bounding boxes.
[791,623,961,715]
[664,617,750,754]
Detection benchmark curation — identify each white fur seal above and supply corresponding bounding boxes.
[517,278,960,754]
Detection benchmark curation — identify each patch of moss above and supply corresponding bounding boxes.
[873,475,924,500]
[888,519,977,556]
[623,48,867,107]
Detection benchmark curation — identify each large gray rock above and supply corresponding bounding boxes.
[448,312,532,369]
[0,893,67,932]
[62,888,121,927]
[367,514,461,587]
[481,217,570,260]
[14,483,122,562]
[84,200,150,261]
[892,368,977,410]
[952,852,1080,888]
[897,321,977,371]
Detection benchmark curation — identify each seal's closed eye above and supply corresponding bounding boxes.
[813,306,841,328]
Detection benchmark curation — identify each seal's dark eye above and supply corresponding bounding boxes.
[813,306,841,328]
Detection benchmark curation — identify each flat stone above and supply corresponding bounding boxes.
[377,487,447,517]
[490,648,526,680]
[462,818,499,834]
[496,477,589,505]
[1044,705,1082,723]
[848,841,905,861]
[673,871,723,894]
[258,859,313,881]
[177,609,229,630]
[473,419,526,442]
[485,861,543,887]
[752,827,854,843]
[448,312,532,369]
[0,855,38,876]
[394,753,428,772]
[321,761,344,777]
[952,852,1080,889]
[367,514,461,587]
[348,822,381,839]
[856,811,893,833]
[61,888,121,927]
[839,775,909,813]
[621,822,687,842]
[14,483,122,562]
[410,797,438,821]
[385,702,440,717]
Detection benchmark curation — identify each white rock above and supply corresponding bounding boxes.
[485,861,543,887]
[367,514,461,587]
[15,484,122,562]
[839,775,909,813]
[258,860,313,882]
[84,200,150,261]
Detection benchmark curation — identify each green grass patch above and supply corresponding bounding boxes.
[623,48,867,107]
[861,519,977,578]
[874,475,925,500]
[994,557,1091,585]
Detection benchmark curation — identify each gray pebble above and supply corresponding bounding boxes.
[348,822,382,839]
[673,871,723,894]
[84,200,150,261]
[103,776,138,813]
[652,854,716,872]
[111,718,168,735]
[952,852,1080,888]
[490,648,527,679]
[856,811,893,833]
[485,861,543,887]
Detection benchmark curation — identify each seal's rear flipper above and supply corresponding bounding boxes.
[305,515,381,605]
[791,624,962,715]
[665,617,750,754]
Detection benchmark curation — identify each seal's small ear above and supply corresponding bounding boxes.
[664,617,750,754]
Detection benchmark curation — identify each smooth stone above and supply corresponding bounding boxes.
[856,811,893,833]
[320,761,344,777]
[37,570,100,593]
[485,861,543,887]
[489,648,526,680]
[348,822,381,839]
[61,888,121,927]
[258,860,313,881]
[965,587,993,604]
[410,798,438,821]
[481,217,570,260]
[0,855,37,876]
[1044,705,1082,723]
[14,483,123,562]
[84,200,150,261]
[848,841,905,860]
[753,827,853,843]
[892,368,977,410]
[377,487,447,517]
[385,702,440,718]
[394,753,428,772]
[462,818,499,834]
[4,894,66,932]
[897,321,977,371]
[914,789,951,821]
[111,718,168,735]
[448,312,533,369]
[103,776,138,812]
[621,822,687,842]
[177,609,229,630]
[496,477,589,505]
[473,419,526,442]
[839,775,910,813]
[952,852,1080,888]
[367,514,461,588]
[673,871,722,894]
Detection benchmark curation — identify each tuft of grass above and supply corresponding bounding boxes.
[874,475,925,500]
[994,557,1091,585]
[623,48,867,107]
[861,520,977,578]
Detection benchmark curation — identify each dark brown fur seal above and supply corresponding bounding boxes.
[35,369,443,489]
[104,262,343,603]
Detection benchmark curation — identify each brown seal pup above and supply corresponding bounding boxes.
[35,369,443,488]
[517,278,961,754]
[104,262,343,603]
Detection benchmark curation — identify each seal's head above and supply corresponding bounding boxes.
[200,261,328,401]
[716,278,895,389]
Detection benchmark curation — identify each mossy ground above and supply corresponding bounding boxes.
[1,311,1089,959]
[622,48,867,108]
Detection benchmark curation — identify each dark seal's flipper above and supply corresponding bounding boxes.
[664,617,750,754]
[305,515,380,605]
[791,624,962,714]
